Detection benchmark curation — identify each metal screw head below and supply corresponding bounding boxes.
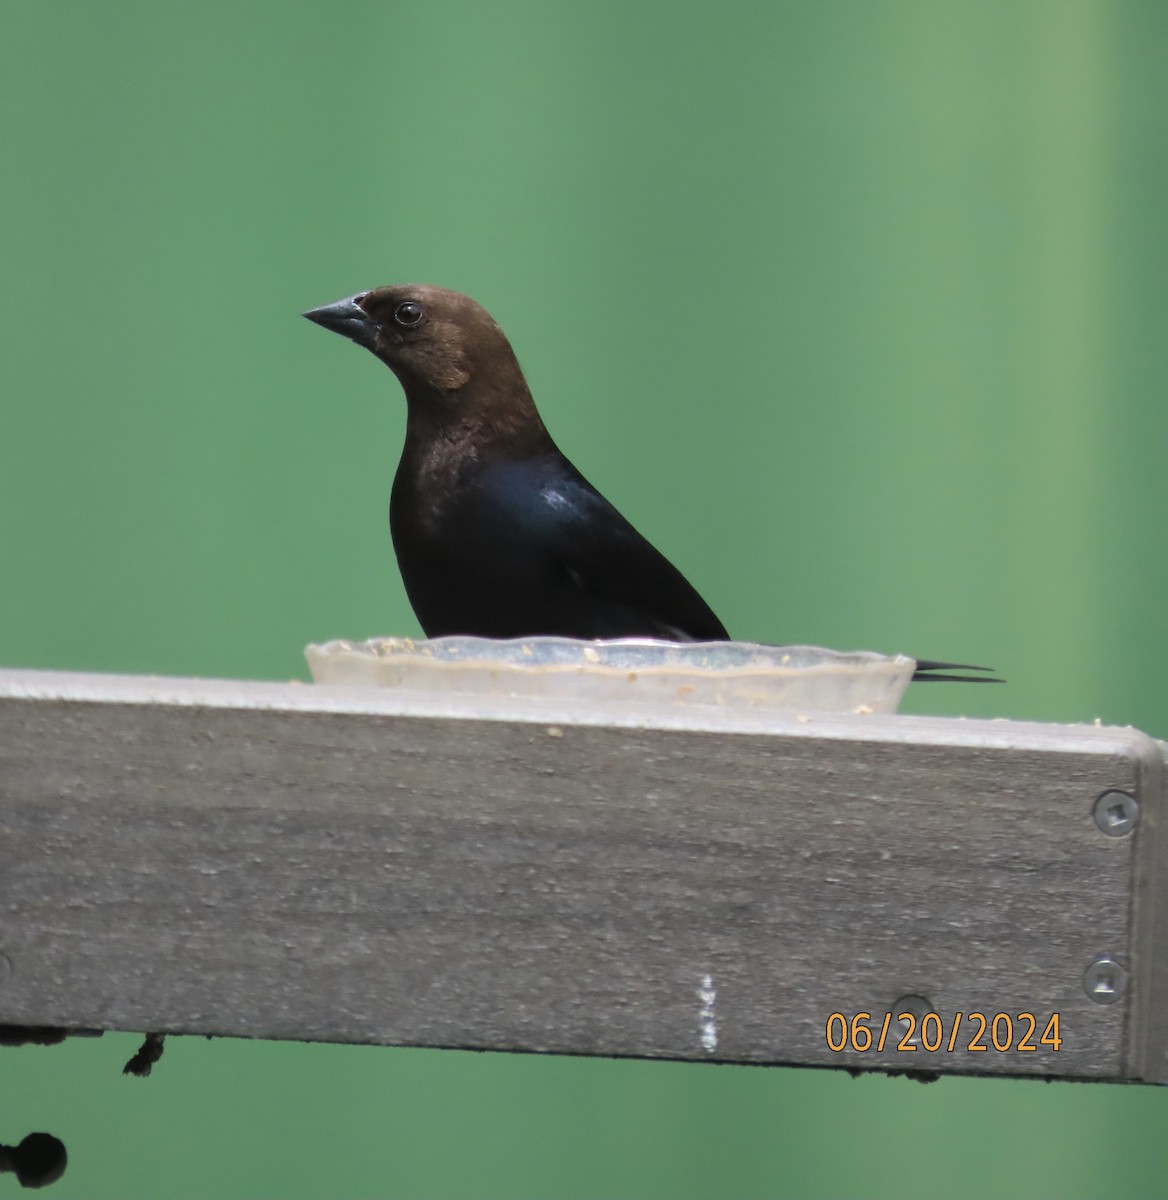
[1094,789,1139,837]
[1083,955,1127,1004]
[892,994,932,1045]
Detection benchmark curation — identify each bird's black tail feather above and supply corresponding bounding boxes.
[912,659,1002,683]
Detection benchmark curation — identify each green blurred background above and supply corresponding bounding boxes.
[3,1,1167,1196]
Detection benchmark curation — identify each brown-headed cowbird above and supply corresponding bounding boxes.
[304,285,994,681]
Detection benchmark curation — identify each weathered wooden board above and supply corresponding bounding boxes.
[0,668,1164,1082]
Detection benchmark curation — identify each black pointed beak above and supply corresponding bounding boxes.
[302,293,377,349]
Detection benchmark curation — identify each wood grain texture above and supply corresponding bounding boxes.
[0,669,1163,1082]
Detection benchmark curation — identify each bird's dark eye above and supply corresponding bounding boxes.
[394,301,424,327]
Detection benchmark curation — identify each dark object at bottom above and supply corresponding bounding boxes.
[0,1026,68,1047]
[0,1133,67,1189]
[123,1031,166,1077]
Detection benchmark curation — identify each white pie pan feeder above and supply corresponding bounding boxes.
[305,636,915,715]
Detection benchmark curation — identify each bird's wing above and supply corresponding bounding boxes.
[476,458,728,642]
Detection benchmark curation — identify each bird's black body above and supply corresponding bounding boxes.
[304,284,994,682]
[391,450,728,641]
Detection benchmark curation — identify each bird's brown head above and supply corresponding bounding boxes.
[303,284,522,399]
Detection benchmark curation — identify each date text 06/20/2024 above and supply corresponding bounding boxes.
[826,1012,1062,1054]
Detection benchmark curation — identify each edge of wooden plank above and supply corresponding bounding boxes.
[0,666,1160,757]
[1130,742,1168,1083]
